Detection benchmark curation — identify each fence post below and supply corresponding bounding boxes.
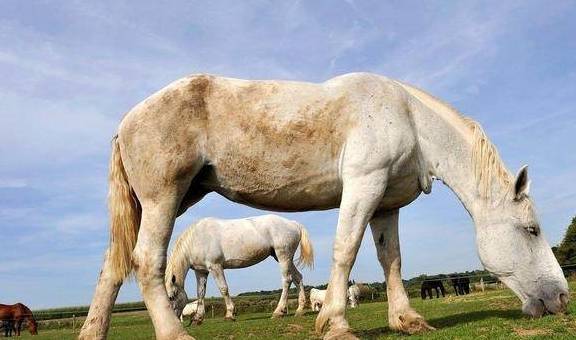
[72,314,76,333]
[211,305,214,319]
[480,277,485,293]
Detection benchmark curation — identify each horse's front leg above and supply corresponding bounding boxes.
[315,170,387,340]
[370,209,434,334]
[209,265,236,320]
[192,270,208,325]
[272,260,292,318]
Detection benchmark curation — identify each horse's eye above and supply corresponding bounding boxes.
[524,224,539,236]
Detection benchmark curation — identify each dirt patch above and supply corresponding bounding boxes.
[286,323,305,334]
[513,328,551,336]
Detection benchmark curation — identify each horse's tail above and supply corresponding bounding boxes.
[108,135,141,283]
[296,223,314,269]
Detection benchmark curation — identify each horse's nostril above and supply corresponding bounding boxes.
[559,293,569,308]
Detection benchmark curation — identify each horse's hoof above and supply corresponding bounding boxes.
[392,310,435,334]
[224,316,236,321]
[271,312,286,319]
[173,333,195,340]
[294,309,305,317]
[323,327,358,340]
[191,319,203,326]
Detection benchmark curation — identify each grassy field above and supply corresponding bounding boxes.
[18,283,576,339]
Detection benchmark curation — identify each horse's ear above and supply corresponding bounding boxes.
[514,165,531,199]
[171,275,176,284]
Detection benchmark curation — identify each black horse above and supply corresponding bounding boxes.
[451,276,471,295]
[420,280,446,299]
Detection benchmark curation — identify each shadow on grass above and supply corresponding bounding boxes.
[356,309,523,338]
[242,315,273,321]
[429,309,522,328]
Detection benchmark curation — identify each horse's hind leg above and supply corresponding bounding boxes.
[291,264,306,316]
[132,192,193,340]
[272,259,293,318]
[209,265,236,320]
[79,252,122,340]
[193,270,208,325]
[370,209,434,334]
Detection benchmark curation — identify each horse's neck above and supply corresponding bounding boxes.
[412,107,504,220]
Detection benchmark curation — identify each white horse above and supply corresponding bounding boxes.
[310,288,326,312]
[311,287,356,312]
[348,284,361,309]
[165,215,314,323]
[180,301,199,326]
[81,73,568,340]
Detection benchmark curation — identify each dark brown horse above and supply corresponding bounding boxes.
[0,303,37,336]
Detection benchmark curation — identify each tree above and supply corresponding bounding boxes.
[554,216,576,266]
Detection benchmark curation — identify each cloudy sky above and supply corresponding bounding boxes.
[1,0,575,309]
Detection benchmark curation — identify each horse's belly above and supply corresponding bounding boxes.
[221,241,273,269]
[207,171,342,211]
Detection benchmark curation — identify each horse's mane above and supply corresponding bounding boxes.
[166,223,197,284]
[397,81,513,198]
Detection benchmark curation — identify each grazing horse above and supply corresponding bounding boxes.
[180,301,199,326]
[0,303,37,336]
[312,287,356,311]
[451,277,471,296]
[80,73,568,340]
[348,284,361,308]
[420,280,446,299]
[165,215,314,323]
[310,288,327,312]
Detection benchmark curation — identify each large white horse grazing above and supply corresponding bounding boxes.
[165,215,314,323]
[80,72,568,340]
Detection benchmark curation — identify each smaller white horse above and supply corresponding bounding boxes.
[166,215,314,324]
[180,301,199,326]
[311,286,358,311]
[310,288,326,312]
[348,284,361,309]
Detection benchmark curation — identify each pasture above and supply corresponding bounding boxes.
[22,281,576,339]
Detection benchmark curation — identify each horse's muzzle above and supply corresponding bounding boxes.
[522,286,569,317]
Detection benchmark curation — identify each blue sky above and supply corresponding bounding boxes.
[0,1,575,309]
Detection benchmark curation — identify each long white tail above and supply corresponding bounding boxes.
[296,224,314,269]
[108,136,141,283]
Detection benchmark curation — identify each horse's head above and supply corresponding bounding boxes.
[28,318,38,335]
[475,165,569,317]
[165,273,188,318]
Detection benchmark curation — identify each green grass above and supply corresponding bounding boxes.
[18,283,576,339]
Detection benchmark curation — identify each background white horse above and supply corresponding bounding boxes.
[165,215,314,324]
[311,287,358,311]
[310,288,326,312]
[81,73,568,340]
[180,301,199,326]
[348,284,361,309]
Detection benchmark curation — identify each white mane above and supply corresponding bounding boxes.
[398,82,513,198]
[165,223,197,285]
